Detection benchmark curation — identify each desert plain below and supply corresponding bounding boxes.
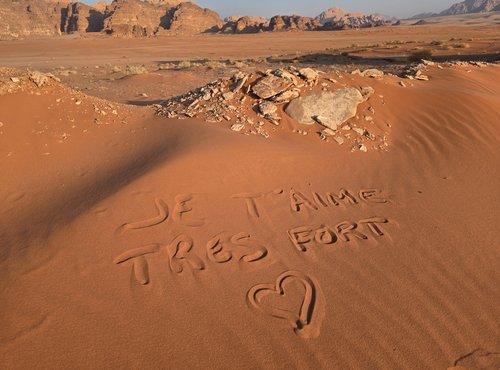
[1,4,500,370]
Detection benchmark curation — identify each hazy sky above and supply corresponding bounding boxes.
[82,0,458,19]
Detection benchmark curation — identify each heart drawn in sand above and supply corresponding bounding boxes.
[247,271,317,332]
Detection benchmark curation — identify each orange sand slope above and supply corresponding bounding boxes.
[1,65,499,369]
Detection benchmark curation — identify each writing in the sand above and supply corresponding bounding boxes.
[113,187,394,338]
[232,188,388,218]
[288,217,389,252]
[114,232,267,285]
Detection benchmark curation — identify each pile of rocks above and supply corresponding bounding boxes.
[156,66,389,151]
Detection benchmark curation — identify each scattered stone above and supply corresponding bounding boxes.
[232,73,248,92]
[231,123,245,132]
[364,131,376,140]
[298,68,319,85]
[222,91,234,100]
[10,77,20,83]
[359,144,368,152]
[29,71,48,87]
[272,89,300,103]
[334,136,344,145]
[258,101,277,116]
[75,100,82,105]
[252,74,294,99]
[352,127,364,135]
[285,88,364,130]
[399,81,407,87]
[360,86,375,99]
[362,69,384,78]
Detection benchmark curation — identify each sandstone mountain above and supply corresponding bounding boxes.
[221,16,269,34]
[102,0,169,37]
[267,15,321,32]
[220,8,389,34]
[439,0,500,15]
[160,2,224,34]
[0,0,66,39]
[315,7,388,29]
[61,1,105,33]
[411,0,500,19]
[0,0,222,39]
[0,0,390,39]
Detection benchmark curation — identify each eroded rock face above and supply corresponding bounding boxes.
[0,0,65,40]
[103,0,168,37]
[162,2,224,34]
[62,2,105,33]
[315,7,388,29]
[221,16,269,34]
[285,88,364,129]
[267,15,321,31]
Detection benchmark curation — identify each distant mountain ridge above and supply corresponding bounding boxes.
[410,0,500,19]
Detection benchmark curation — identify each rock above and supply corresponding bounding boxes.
[334,136,344,145]
[352,127,364,135]
[231,123,245,132]
[252,75,294,99]
[267,15,321,32]
[258,101,278,116]
[322,128,336,136]
[231,74,248,92]
[316,7,389,29]
[362,69,384,78]
[415,74,429,81]
[221,16,269,34]
[399,81,407,87]
[272,89,300,103]
[359,144,368,152]
[222,92,234,100]
[163,2,224,34]
[298,68,319,84]
[29,71,48,87]
[313,116,340,131]
[285,88,364,129]
[360,86,375,98]
[10,77,20,83]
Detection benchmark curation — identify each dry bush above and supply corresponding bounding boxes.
[408,49,433,62]
[124,65,148,75]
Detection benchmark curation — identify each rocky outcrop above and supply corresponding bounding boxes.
[62,2,105,33]
[102,0,168,37]
[267,15,321,32]
[0,0,66,39]
[316,7,388,29]
[220,7,390,34]
[439,0,500,15]
[221,16,269,34]
[161,2,224,34]
[411,0,500,19]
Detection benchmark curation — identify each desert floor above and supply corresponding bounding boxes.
[1,15,499,370]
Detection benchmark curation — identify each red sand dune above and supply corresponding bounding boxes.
[0,63,499,369]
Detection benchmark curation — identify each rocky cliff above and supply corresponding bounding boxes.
[0,0,66,39]
[220,8,389,34]
[315,7,388,29]
[160,2,224,34]
[440,0,500,15]
[411,0,500,19]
